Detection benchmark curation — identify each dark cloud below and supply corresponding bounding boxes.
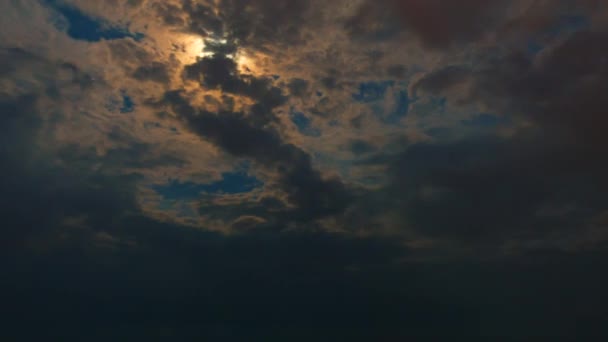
[0,48,95,96]
[0,52,180,253]
[171,0,313,48]
[287,78,309,98]
[184,54,286,117]
[0,85,409,336]
[0,91,412,340]
[0,93,139,252]
[411,65,471,96]
[181,0,225,37]
[171,46,352,223]
[386,64,408,79]
[346,0,508,48]
[0,48,43,77]
[477,30,608,149]
[132,62,171,83]
[347,0,604,50]
[370,27,608,248]
[3,218,415,340]
[108,39,154,64]
[153,2,186,26]
[349,139,377,156]
[219,0,313,48]
[383,137,556,240]
[160,89,352,223]
[5,220,608,340]
[320,76,338,89]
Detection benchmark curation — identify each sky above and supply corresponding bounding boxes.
[2,0,608,340]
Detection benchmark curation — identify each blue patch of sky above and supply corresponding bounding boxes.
[352,81,395,103]
[384,90,409,124]
[44,0,144,42]
[104,90,135,113]
[120,90,135,113]
[290,108,322,137]
[152,171,263,200]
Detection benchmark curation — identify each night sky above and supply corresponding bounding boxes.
[2,0,608,340]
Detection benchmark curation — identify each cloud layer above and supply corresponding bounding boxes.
[2,0,608,339]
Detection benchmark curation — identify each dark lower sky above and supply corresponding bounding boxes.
[2,0,608,340]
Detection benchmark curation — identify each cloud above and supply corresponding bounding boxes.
[0,47,181,252]
[287,78,309,98]
[3,1,608,340]
[354,24,608,252]
[345,0,509,48]
[0,95,140,252]
[410,65,471,96]
[132,62,171,83]
[5,216,608,340]
[4,0,605,253]
[160,88,353,225]
[184,53,286,114]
